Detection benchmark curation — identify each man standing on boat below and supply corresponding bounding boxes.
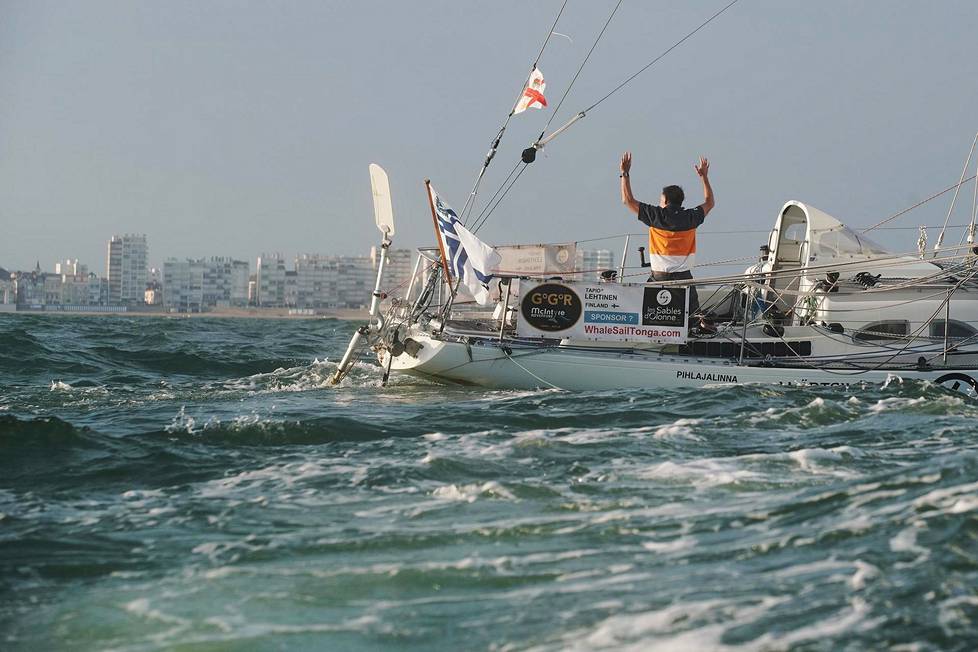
[619,151,714,318]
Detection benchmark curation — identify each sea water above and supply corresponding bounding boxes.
[1,314,976,651]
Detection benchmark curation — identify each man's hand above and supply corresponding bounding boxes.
[695,156,714,216]
[620,151,639,215]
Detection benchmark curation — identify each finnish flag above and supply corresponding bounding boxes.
[428,185,501,306]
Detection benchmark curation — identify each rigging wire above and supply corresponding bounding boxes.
[580,0,741,116]
[469,0,624,230]
[542,0,624,133]
[473,163,531,234]
[469,159,524,233]
[862,173,978,233]
[472,0,744,231]
[460,0,569,222]
[932,131,978,255]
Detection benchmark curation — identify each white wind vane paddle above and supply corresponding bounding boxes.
[369,163,395,237]
[330,163,397,386]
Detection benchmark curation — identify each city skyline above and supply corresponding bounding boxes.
[3,2,977,273]
[0,229,616,312]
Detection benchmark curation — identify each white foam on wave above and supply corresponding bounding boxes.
[882,374,904,388]
[123,597,190,627]
[753,597,883,648]
[849,560,880,590]
[938,595,978,634]
[746,396,854,427]
[867,396,927,414]
[228,360,337,393]
[652,418,704,441]
[122,488,166,501]
[640,536,695,553]
[477,387,564,403]
[637,459,765,488]
[431,481,516,503]
[165,406,198,434]
[195,458,355,501]
[890,524,931,564]
[535,597,785,652]
[786,445,863,476]
[911,480,978,516]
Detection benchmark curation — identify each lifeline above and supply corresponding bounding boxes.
[676,370,738,383]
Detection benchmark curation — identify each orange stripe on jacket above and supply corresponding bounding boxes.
[648,226,696,257]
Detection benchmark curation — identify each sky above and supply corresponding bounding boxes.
[2,0,977,274]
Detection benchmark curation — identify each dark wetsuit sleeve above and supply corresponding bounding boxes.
[637,202,663,228]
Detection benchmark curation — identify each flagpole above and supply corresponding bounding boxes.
[424,179,453,283]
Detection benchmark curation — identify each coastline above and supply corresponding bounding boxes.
[0,306,371,320]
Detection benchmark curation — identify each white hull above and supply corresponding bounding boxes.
[382,332,978,392]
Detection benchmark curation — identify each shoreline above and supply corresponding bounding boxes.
[0,307,371,320]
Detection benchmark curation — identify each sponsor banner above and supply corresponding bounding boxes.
[493,243,576,275]
[517,281,688,344]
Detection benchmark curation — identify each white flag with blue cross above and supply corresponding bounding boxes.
[428,184,501,306]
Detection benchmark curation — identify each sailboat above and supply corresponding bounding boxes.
[331,2,978,396]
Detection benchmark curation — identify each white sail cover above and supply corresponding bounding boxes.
[429,185,501,305]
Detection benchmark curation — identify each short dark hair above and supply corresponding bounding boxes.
[662,185,684,206]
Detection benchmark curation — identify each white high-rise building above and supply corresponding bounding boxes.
[256,254,287,307]
[55,259,87,276]
[334,256,373,308]
[294,255,336,308]
[575,249,615,282]
[162,258,250,312]
[256,253,376,309]
[371,247,415,301]
[107,234,148,305]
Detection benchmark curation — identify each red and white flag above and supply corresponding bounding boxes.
[513,67,547,114]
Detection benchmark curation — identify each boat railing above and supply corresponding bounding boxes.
[392,244,978,368]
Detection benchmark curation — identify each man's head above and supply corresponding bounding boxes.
[659,185,685,208]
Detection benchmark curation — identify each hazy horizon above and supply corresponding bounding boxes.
[2,0,977,273]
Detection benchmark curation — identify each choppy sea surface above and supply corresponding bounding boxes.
[1,314,977,651]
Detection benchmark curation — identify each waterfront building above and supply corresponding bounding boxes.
[11,270,42,306]
[256,254,287,307]
[284,270,299,307]
[162,257,250,312]
[107,235,148,305]
[42,274,63,305]
[54,259,87,276]
[247,276,257,306]
[575,249,616,282]
[60,272,94,305]
[0,268,12,304]
[371,247,415,300]
[335,256,373,308]
[293,255,334,308]
[255,253,375,309]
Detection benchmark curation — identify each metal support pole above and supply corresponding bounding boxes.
[618,235,630,281]
[498,279,511,341]
[943,287,952,365]
[404,253,423,307]
[439,279,462,334]
[330,325,367,385]
[738,287,751,365]
[331,232,392,385]
[367,236,391,329]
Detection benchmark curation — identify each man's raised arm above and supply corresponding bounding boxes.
[620,151,640,215]
[695,156,714,216]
